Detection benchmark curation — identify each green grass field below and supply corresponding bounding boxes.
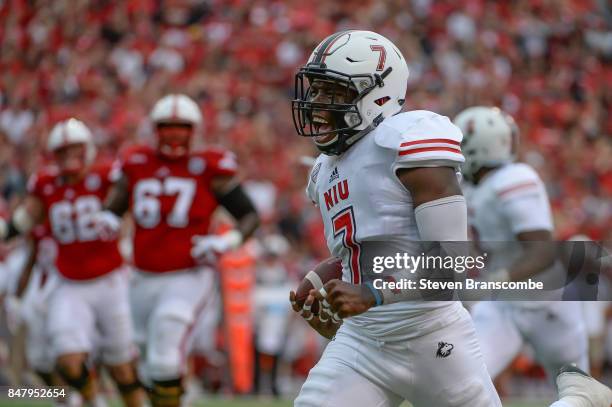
[0,398,550,407]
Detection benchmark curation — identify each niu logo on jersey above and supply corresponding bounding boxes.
[324,179,349,210]
[436,342,454,358]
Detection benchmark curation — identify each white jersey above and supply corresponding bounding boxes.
[465,162,553,270]
[306,110,466,340]
[22,236,60,373]
[22,236,60,317]
[465,162,564,305]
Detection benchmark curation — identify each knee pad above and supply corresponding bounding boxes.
[114,365,142,396]
[58,362,91,391]
[149,378,183,407]
[35,371,54,387]
[117,379,142,396]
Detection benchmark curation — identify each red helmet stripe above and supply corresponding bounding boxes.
[171,95,179,119]
[315,30,354,64]
[61,122,69,146]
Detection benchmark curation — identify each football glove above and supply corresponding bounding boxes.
[94,210,122,241]
[191,230,243,263]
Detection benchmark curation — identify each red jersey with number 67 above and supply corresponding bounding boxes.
[114,145,237,273]
[27,165,123,280]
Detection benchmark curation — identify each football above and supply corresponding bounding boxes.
[295,257,343,315]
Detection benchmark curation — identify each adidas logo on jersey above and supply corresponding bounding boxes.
[328,167,339,183]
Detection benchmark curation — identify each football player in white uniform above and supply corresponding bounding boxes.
[289,30,501,407]
[454,106,589,383]
[287,30,612,407]
[16,228,60,388]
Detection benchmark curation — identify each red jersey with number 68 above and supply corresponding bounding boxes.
[28,164,123,280]
[115,145,237,273]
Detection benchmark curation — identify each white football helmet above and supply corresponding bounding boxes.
[150,93,203,126]
[293,30,409,155]
[47,118,96,170]
[150,94,203,159]
[453,106,518,180]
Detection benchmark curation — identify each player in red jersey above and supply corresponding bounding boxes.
[0,119,143,407]
[96,94,259,407]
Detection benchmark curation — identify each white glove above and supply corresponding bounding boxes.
[94,210,122,241]
[4,296,23,334]
[191,230,243,263]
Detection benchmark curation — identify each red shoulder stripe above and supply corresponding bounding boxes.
[400,138,461,147]
[398,146,462,156]
[497,181,539,197]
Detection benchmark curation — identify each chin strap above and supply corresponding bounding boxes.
[321,114,384,156]
[345,113,385,145]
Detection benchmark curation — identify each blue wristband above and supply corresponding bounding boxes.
[364,281,383,307]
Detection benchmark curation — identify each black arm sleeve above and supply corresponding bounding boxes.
[105,174,130,216]
[216,184,257,220]
[6,221,20,240]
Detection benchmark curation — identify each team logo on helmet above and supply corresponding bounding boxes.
[466,119,475,137]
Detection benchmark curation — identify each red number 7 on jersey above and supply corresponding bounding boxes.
[332,206,361,284]
[370,45,386,72]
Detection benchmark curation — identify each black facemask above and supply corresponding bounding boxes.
[292,64,391,156]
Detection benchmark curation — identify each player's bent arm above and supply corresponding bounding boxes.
[366,167,468,306]
[398,166,467,241]
[94,174,129,240]
[212,176,260,243]
[397,166,463,207]
[0,196,45,241]
[104,173,130,216]
[501,230,556,282]
[493,182,556,282]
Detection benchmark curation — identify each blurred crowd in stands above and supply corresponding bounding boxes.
[0,0,611,252]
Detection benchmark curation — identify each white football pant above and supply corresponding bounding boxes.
[472,301,589,379]
[296,306,501,407]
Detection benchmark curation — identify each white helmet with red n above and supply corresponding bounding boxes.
[150,94,203,159]
[453,106,519,181]
[292,30,409,155]
[47,118,96,174]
